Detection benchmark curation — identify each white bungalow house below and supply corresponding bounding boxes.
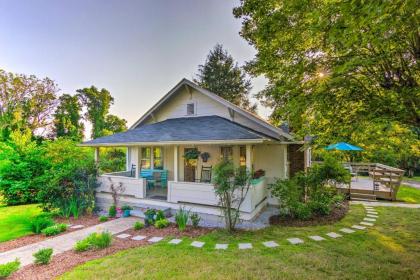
[81,79,310,220]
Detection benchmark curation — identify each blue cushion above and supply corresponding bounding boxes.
[140,169,168,188]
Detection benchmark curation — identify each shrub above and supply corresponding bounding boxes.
[99,216,108,222]
[156,210,165,221]
[133,221,144,230]
[31,215,54,234]
[190,213,201,228]
[121,205,133,211]
[175,207,190,231]
[108,205,117,217]
[144,209,156,225]
[154,218,170,229]
[0,259,20,278]
[74,232,112,252]
[41,223,67,236]
[293,202,312,220]
[33,248,53,265]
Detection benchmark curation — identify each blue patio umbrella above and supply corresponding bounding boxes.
[325,142,363,151]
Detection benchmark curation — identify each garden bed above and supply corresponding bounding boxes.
[0,215,108,253]
[269,201,349,227]
[9,224,213,280]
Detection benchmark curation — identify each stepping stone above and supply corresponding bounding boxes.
[191,241,205,248]
[367,214,378,218]
[351,225,366,230]
[360,222,374,226]
[339,228,355,234]
[215,244,228,250]
[131,235,147,241]
[116,233,131,239]
[168,239,182,245]
[326,232,342,238]
[364,218,376,222]
[309,235,325,241]
[262,241,279,248]
[287,238,304,245]
[148,237,163,243]
[367,211,378,215]
[70,225,84,229]
[238,243,253,249]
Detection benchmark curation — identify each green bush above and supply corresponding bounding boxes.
[41,223,67,236]
[74,232,112,252]
[31,215,54,234]
[293,202,312,220]
[133,221,144,230]
[144,209,156,225]
[190,213,201,228]
[121,205,133,211]
[154,218,170,229]
[108,205,117,218]
[33,248,53,265]
[99,216,108,222]
[0,259,20,278]
[175,207,189,231]
[156,210,165,221]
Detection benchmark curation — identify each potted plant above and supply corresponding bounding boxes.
[200,152,210,162]
[253,169,266,179]
[121,205,133,217]
[183,149,201,165]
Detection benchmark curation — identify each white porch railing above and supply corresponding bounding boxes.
[98,172,146,199]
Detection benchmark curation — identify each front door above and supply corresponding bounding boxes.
[184,148,197,182]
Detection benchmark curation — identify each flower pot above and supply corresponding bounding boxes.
[123,210,131,217]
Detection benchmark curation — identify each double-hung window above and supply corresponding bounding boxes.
[220,146,233,162]
[141,147,163,169]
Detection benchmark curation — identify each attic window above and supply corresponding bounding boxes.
[186,103,195,115]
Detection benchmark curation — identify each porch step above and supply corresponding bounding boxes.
[350,193,377,201]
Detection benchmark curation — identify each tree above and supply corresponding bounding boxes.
[77,86,114,139]
[194,44,257,113]
[52,94,84,140]
[0,69,58,139]
[103,114,127,135]
[212,161,252,232]
[234,0,419,169]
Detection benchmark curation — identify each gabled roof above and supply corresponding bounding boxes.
[130,78,294,141]
[81,116,273,146]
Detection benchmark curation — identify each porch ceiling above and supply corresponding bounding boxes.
[80,116,279,147]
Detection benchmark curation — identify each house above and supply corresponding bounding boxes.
[80,79,310,220]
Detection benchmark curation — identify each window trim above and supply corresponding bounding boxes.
[186,102,196,116]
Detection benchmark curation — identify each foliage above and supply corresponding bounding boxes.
[99,148,127,173]
[108,205,117,218]
[156,210,165,221]
[183,149,201,160]
[121,205,133,211]
[33,248,53,265]
[234,0,420,170]
[133,221,144,230]
[154,218,170,229]
[41,223,67,236]
[213,160,252,232]
[144,209,156,226]
[175,207,190,231]
[103,115,127,136]
[99,216,108,222]
[194,44,256,113]
[190,213,201,228]
[52,94,84,140]
[0,259,20,278]
[31,215,54,234]
[74,232,112,252]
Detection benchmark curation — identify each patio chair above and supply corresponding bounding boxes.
[148,171,163,190]
[199,166,212,183]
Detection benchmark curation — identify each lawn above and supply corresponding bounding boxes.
[0,204,41,242]
[61,205,420,280]
[403,176,420,182]
[397,185,420,204]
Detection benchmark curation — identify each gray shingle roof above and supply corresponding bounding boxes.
[82,116,276,146]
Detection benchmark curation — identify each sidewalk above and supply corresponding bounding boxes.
[0,217,140,266]
[351,201,420,208]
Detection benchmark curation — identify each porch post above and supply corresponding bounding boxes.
[174,145,179,182]
[94,147,100,167]
[246,144,252,172]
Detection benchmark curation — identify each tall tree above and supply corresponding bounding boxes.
[77,86,114,139]
[0,69,58,139]
[194,44,257,113]
[52,94,84,140]
[103,114,127,136]
[234,0,420,167]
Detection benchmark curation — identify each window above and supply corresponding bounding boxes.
[239,146,246,167]
[153,147,163,170]
[141,147,151,169]
[220,146,233,162]
[186,103,195,115]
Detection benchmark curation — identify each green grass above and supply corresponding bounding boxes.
[397,185,420,204]
[0,204,41,242]
[61,205,420,280]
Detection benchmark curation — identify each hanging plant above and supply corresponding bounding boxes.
[200,152,210,162]
[183,149,201,161]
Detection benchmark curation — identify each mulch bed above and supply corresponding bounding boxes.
[9,224,213,280]
[269,201,349,227]
[0,215,108,253]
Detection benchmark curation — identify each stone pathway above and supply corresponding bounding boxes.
[0,217,140,266]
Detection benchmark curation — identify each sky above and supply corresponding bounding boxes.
[0,0,269,129]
